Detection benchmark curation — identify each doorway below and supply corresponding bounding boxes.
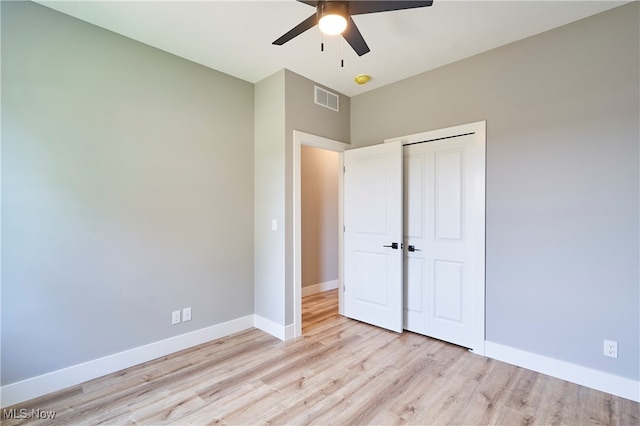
[292,131,349,338]
[300,145,340,332]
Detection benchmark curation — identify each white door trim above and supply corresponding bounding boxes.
[292,130,349,338]
[385,121,486,355]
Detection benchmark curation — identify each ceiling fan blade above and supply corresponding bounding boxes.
[342,17,370,56]
[273,14,318,45]
[349,1,433,15]
[296,0,318,6]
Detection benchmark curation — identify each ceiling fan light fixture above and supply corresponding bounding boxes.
[319,15,347,35]
[318,2,348,35]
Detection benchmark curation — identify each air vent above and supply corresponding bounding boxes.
[314,85,339,112]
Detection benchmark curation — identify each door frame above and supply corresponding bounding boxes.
[292,130,349,338]
[385,120,486,355]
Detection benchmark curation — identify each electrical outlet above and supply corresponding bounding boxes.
[604,340,618,358]
[183,307,192,322]
[172,310,181,325]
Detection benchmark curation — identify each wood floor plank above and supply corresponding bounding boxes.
[3,289,638,425]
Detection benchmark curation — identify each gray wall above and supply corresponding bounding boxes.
[1,1,255,385]
[301,146,339,288]
[351,3,639,380]
[254,70,286,324]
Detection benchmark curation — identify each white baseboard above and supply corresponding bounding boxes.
[485,341,640,402]
[284,323,295,340]
[301,279,339,297]
[253,315,295,341]
[6,324,636,409]
[1,315,254,408]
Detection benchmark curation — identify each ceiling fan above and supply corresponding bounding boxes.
[273,1,434,57]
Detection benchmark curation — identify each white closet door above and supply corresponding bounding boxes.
[404,132,484,349]
[344,141,403,332]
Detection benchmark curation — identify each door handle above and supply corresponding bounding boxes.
[383,242,399,249]
[407,245,422,252]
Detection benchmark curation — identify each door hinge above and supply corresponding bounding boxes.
[343,166,346,173]
[343,225,346,232]
[343,284,346,292]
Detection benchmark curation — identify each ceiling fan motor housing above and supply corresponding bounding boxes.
[317,1,349,22]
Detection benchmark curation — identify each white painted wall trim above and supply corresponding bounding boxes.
[0,315,254,407]
[253,314,294,341]
[301,279,339,297]
[293,130,349,340]
[485,341,640,402]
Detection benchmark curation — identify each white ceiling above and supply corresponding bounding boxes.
[36,0,628,96]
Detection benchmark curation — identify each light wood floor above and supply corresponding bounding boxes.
[3,289,638,425]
